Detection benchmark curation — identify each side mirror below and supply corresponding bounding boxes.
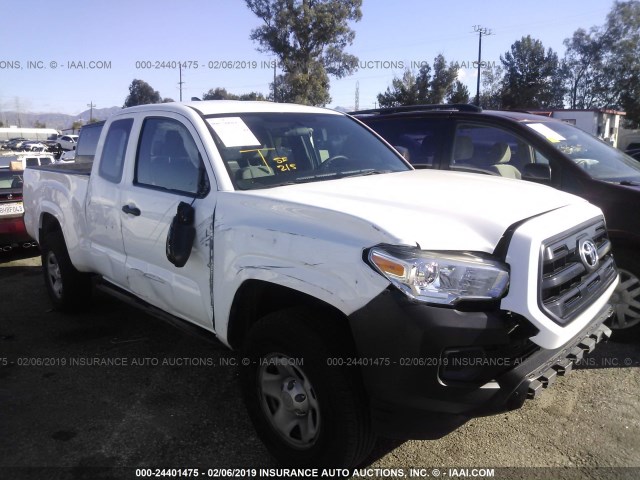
[394,145,411,162]
[166,202,196,268]
[522,163,551,183]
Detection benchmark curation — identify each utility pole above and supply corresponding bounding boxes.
[273,59,277,103]
[178,64,184,102]
[473,25,492,107]
[87,101,96,122]
[355,81,360,111]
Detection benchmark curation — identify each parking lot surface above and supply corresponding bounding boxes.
[1,249,639,480]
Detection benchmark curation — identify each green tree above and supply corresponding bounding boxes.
[123,79,162,108]
[500,35,566,109]
[238,92,267,101]
[376,55,458,107]
[71,120,83,134]
[377,69,419,107]
[203,87,239,100]
[447,81,470,104]
[246,0,362,105]
[428,54,457,103]
[203,88,266,101]
[563,28,603,109]
[479,64,504,109]
[599,0,640,125]
[560,2,640,125]
[33,120,46,128]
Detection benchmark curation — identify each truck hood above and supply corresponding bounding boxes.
[239,170,587,252]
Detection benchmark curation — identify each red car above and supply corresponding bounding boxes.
[0,169,36,251]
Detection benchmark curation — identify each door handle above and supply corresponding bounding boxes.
[121,204,141,216]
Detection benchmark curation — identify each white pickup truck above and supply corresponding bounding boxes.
[24,101,618,468]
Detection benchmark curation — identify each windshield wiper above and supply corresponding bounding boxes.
[293,169,391,183]
[619,180,640,186]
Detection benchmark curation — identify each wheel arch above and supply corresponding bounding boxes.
[226,279,355,350]
[39,212,63,245]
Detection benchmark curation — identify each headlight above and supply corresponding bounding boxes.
[367,246,509,305]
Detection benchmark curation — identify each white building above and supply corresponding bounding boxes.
[531,109,626,148]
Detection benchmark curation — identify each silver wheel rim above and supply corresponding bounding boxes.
[46,251,63,299]
[610,268,640,329]
[257,353,320,449]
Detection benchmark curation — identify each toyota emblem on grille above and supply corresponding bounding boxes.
[579,238,599,270]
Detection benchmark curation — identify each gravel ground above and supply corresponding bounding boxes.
[1,249,638,480]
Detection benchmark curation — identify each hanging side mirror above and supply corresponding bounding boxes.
[166,201,195,268]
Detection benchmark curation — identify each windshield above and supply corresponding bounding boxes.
[204,112,410,190]
[525,121,640,183]
[0,170,24,190]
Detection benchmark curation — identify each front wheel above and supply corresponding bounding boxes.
[41,230,92,311]
[240,307,375,468]
[609,249,640,330]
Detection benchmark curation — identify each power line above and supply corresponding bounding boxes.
[473,25,493,107]
[179,65,184,102]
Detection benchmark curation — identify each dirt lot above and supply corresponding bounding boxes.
[1,248,639,480]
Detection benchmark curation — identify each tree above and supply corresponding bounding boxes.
[377,69,419,108]
[238,92,267,101]
[447,81,470,104]
[71,120,83,134]
[599,0,640,125]
[560,2,640,125]
[123,79,162,108]
[376,55,458,107]
[33,120,47,128]
[202,88,266,101]
[479,64,504,109]
[500,36,566,109]
[203,87,238,100]
[563,28,603,109]
[245,0,362,105]
[428,54,458,103]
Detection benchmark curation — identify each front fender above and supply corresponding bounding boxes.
[212,233,389,344]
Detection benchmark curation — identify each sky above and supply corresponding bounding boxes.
[0,0,615,120]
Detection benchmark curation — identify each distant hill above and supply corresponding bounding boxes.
[0,107,121,132]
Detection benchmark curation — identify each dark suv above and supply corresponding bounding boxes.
[352,104,640,330]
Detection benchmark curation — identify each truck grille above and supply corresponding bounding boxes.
[540,219,617,325]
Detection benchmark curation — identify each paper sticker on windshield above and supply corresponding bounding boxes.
[526,123,566,143]
[207,117,261,147]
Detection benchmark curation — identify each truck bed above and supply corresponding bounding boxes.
[28,162,92,175]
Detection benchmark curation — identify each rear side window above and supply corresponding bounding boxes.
[98,119,133,183]
[359,116,444,167]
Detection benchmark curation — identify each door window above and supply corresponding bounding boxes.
[135,117,208,196]
[449,123,532,179]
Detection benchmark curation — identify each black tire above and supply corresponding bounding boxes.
[609,249,640,330]
[240,307,375,468]
[41,230,92,311]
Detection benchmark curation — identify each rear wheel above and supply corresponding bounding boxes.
[240,307,375,468]
[41,230,92,311]
[609,250,640,330]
